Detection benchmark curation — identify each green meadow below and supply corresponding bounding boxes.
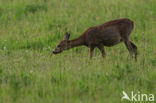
[0,0,156,103]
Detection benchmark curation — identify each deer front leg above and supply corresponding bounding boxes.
[97,44,106,58]
[89,47,95,59]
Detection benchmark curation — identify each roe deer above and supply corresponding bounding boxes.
[53,18,137,60]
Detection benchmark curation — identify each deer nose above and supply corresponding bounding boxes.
[53,51,57,54]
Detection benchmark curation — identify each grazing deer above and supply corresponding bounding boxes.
[53,18,137,60]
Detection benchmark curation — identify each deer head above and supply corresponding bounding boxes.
[53,32,70,54]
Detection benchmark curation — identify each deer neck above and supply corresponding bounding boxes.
[68,36,85,48]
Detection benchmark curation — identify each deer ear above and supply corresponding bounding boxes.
[64,32,70,40]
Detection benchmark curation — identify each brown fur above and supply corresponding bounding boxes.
[53,18,137,60]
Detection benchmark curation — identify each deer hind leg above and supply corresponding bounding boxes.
[97,44,106,58]
[89,47,95,59]
[130,41,138,61]
[124,39,134,58]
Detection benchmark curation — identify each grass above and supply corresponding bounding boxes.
[0,0,156,103]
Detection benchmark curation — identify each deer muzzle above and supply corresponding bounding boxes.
[53,50,57,54]
[53,48,62,54]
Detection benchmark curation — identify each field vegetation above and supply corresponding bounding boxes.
[0,0,156,103]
